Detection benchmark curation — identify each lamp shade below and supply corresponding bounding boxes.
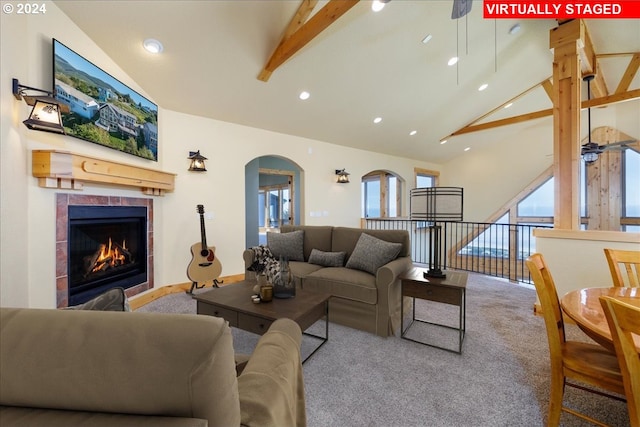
[23,97,65,134]
[410,187,463,221]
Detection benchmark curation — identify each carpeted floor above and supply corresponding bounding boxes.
[137,273,630,427]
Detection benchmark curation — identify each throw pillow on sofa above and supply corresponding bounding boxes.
[267,230,305,261]
[345,233,402,275]
[308,249,346,267]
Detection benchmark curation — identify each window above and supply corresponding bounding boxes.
[459,213,510,258]
[362,178,381,218]
[415,168,438,188]
[582,139,639,231]
[580,163,586,218]
[417,174,434,188]
[388,175,398,217]
[517,222,545,259]
[258,185,290,229]
[517,177,554,217]
[624,149,640,218]
[458,170,556,263]
[361,171,402,218]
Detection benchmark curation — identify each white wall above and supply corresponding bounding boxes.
[536,230,640,298]
[159,109,440,287]
[0,2,439,308]
[439,120,553,222]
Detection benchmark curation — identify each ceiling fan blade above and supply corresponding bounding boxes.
[607,139,636,147]
[599,139,636,150]
[451,0,472,19]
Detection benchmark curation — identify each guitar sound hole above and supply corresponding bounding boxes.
[201,249,209,257]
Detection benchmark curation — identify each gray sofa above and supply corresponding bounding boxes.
[0,307,306,427]
[244,225,412,337]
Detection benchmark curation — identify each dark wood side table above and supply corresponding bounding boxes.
[399,267,468,354]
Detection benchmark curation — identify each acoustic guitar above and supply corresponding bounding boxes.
[186,205,223,294]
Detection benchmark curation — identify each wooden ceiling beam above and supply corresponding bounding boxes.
[447,88,640,137]
[580,23,608,97]
[583,88,640,108]
[258,0,318,81]
[614,52,640,94]
[258,0,359,82]
[465,78,553,127]
[541,78,554,101]
[448,109,553,137]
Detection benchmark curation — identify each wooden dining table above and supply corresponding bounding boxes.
[560,287,640,353]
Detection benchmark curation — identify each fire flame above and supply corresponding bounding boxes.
[92,238,127,273]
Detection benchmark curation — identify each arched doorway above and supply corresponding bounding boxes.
[244,156,303,248]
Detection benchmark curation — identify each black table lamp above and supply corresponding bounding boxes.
[410,187,463,278]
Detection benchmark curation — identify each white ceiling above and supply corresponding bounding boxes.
[53,1,640,164]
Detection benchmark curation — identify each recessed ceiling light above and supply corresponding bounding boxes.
[440,139,448,145]
[504,102,513,109]
[422,34,433,44]
[373,117,382,124]
[143,38,163,54]
[299,91,310,100]
[409,130,417,136]
[509,23,521,35]
[371,0,388,12]
[448,57,459,66]
[478,83,488,91]
[464,147,471,151]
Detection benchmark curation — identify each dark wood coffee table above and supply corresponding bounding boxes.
[194,280,330,363]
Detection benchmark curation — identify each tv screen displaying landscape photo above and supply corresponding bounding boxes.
[53,38,158,161]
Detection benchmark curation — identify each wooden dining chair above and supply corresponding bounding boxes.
[600,296,640,427]
[604,248,640,288]
[526,253,625,427]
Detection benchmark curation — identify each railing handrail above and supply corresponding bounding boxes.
[363,217,552,284]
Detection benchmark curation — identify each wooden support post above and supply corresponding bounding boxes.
[550,20,584,230]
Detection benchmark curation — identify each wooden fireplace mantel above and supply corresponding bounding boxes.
[32,150,176,196]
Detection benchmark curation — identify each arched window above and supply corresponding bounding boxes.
[361,170,402,218]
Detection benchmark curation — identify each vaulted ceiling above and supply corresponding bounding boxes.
[53,1,640,164]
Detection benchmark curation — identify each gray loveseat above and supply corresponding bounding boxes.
[244,225,412,337]
[0,307,306,427]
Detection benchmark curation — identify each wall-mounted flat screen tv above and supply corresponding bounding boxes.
[53,38,158,161]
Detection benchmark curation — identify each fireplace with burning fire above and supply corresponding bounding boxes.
[68,205,147,305]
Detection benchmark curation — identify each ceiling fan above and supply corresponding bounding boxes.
[581,74,635,164]
[379,0,472,19]
[451,0,473,19]
[581,140,633,163]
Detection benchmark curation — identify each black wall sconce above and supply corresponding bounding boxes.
[12,78,68,134]
[188,150,207,172]
[335,169,350,184]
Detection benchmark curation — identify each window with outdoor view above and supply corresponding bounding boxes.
[361,171,402,218]
[623,149,640,231]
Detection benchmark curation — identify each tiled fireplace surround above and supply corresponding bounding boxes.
[56,193,154,308]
